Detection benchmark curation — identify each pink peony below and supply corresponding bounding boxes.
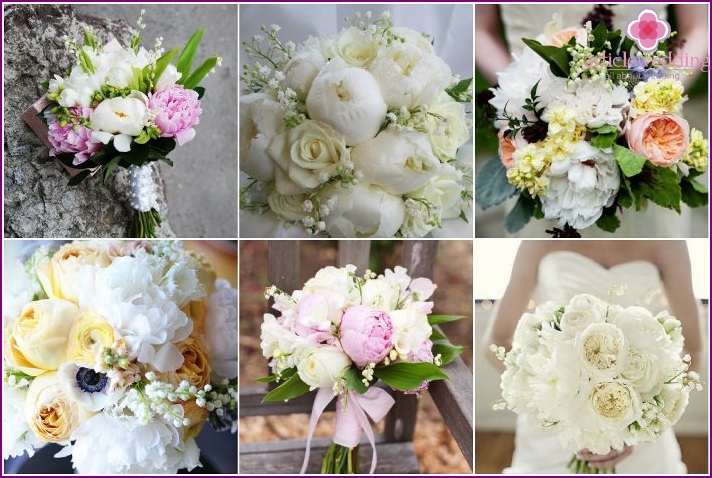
[294,294,337,344]
[47,107,102,165]
[404,339,434,394]
[626,113,689,166]
[148,85,202,146]
[339,305,393,367]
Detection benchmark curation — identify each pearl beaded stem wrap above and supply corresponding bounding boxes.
[128,165,159,213]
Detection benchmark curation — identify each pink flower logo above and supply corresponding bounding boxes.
[626,9,671,52]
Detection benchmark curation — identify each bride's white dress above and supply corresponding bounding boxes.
[504,250,687,474]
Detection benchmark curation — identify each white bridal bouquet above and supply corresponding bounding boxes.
[240,11,472,238]
[491,293,702,473]
[477,12,709,236]
[2,241,237,474]
[28,12,221,237]
[260,265,465,473]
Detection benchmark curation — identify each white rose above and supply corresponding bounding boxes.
[577,323,627,380]
[333,27,378,67]
[655,311,684,352]
[391,27,434,53]
[369,43,451,109]
[322,183,405,238]
[90,92,149,152]
[239,93,285,182]
[267,120,349,195]
[401,163,464,237]
[389,308,432,356]
[590,382,643,428]
[306,59,387,145]
[155,64,182,90]
[425,94,471,161]
[660,382,690,425]
[559,294,606,337]
[267,190,311,222]
[301,264,358,309]
[281,46,326,99]
[621,348,661,399]
[610,306,666,353]
[296,345,351,389]
[351,130,440,195]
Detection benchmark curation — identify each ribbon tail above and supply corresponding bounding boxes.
[300,388,335,474]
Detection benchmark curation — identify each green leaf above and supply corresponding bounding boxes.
[680,176,709,207]
[256,368,296,384]
[152,47,180,86]
[83,28,96,49]
[182,56,219,90]
[176,28,205,82]
[343,368,369,394]
[432,343,465,366]
[67,170,91,186]
[617,175,634,209]
[193,86,206,99]
[591,132,618,149]
[374,362,449,391]
[428,315,466,326]
[475,157,518,209]
[522,38,571,77]
[629,162,682,212]
[262,372,311,402]
[134,130,151,145]
[121,143,150,166]
[102,157,121,183]
[614,144,648,177]
[590,125,618,136]
[504,194,534,233]
[429,328,446,342]
[591,21,608,50]
[445,77,472,102]
[595,206,621,232]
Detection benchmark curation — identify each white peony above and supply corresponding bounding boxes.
[204,279,238,380]
[549,78,629,130]
[542,142,620,229]
[90,91,150,152]
[391,27,434,53]
[322,183,405,238]
[239,93,285,182]
[351,130,440,195]
[296,345,351,389]
[369,43,451,109]
[281,41,327,99]
[306,58,387,145]
[389,308,432,356]
[2,383,44,459]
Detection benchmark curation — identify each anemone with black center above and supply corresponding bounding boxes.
[76,367,108,393]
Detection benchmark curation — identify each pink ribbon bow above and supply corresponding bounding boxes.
[300,387,395,474]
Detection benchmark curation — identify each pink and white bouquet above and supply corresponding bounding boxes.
[477,14,709,236]
[2,240,237,474]
[240,11,472,238]
[33,12,221,237]
[260,265,464,473]
[491,293,702,473]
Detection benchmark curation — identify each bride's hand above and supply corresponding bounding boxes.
[577,446,633,470]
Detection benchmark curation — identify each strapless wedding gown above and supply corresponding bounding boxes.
[504,251,687,474]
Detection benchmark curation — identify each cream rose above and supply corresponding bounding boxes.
[425,95,471,161]
[25,372,88,443]
[239,93,285,182]
[369,43,451,109]
[267,120,349,195]
[351,130,439,195]
[621,348,661,399]
[306,59,387,145]
[333,27,378,67]
[36,242,111,304]
[158,334,211,389]
[66,309,115,365]
[626,113,690,166]
[90,91,149,152]
[322,183,405,238]
[590,382,642,427]
[577,323,627,380]
[559,294,606,337]
[267,190,311,222]
[296,345,351,389]
[7,300,78,376]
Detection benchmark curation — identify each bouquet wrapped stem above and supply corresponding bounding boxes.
[321,444,359,474]
[568,456,615,474]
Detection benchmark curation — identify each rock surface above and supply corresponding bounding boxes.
[3,4,173,238]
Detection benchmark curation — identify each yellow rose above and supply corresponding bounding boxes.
[182,301,207,336]
[7,300,78,376]
[25,372,89,443]
[66,309,115,365]
[158,335,211,389]
[181,399,209,439]
[36,242,111,303]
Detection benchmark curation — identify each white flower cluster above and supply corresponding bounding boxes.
[2,241,238,473]
[240,11,471,238]
[495,293,701,457]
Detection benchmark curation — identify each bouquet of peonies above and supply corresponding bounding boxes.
[260,265,465,473]
[2,240,237,474]
[491,293,702,473]
[477,13,709,236]
[240,11,472,238]
[32,12,221,237]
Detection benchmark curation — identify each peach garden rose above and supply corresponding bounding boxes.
[626,113,690,167]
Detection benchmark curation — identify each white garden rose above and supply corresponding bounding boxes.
[322,183,405,238]
[90,91,149,152]
[268,120,349,195]
[369,43,451,109]
[577,323,627,380]
[351,130,439,195]
[333,27,378,67]
[239,93,284,181]
[25,372,88,443]
[659,382,690,425]
[306,59,387,145]
[559,294,606,337]
[621,348,662,399]
[281,39,327,99]
[610,306,667,353]
[425,94,471,161]
[391,27,434,53]
[389,308,432,356]
[401,163,464,237]
[267,190,311,222]
[301,264,358,309]
[590,382,643,429]
[296,345,351,389]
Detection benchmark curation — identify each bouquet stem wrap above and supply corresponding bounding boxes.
[127,164,161,237]
[301,388,395,474]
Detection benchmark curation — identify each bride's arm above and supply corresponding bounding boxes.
[474,5,512,85]
[654,240,704,372]
[483,241,546,372]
